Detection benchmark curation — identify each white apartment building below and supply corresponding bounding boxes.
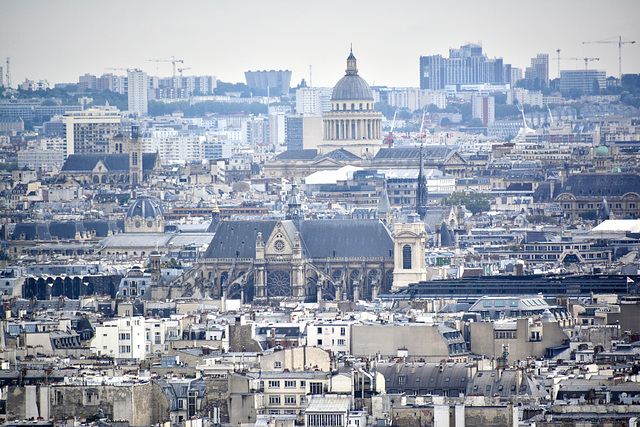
[296,87,333,116]
[507,88,543,107]
[471,95,495,126]
[142,128,205,165]
[18,149,64,172]
[91,316,146,361]
[145,317,180,356]
[37,136,66,151]
[269,113,287,151]
[128,69,148,116]
[387,88,447,111]
[306,322,352,355]
[62,108,121,156]
[242,116,270,152]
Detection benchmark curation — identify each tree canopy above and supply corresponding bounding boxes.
[441,191,494,214]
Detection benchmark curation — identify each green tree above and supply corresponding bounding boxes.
[592,79,601,95]
[374,102,396,119]
[442,191,494,214]
[468,118,485,127]
[0,162,18,171]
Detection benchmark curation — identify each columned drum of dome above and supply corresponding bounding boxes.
[320,49,383,159]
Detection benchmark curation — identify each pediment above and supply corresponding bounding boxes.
[92,160,108,174]
[264,221,295,258]
[309,158,344,168]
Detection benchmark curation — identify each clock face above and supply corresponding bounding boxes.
[274,239,285,252]
[147,221,153,228]
[135,221,141,228]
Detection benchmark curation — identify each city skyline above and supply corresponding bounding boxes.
[1,0,639,89]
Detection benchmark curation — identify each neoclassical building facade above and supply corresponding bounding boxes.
[319,49,384,159]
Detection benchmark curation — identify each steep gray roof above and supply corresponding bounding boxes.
[203,219,393,260]
[557,173,640,198]
[275,149,318,161]
[11,223,51,240]
[61,153,158,172]
[377,362,469,395]
[299,219,393,258]
[203,220,278,259]
[374,146,455,161]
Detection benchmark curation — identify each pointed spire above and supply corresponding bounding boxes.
[378,182,391,215]
[416,143,428,219]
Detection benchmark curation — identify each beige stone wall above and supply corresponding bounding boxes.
[470,320,569,364]
[351,324,449,360]
[48,382,168,425]
[260,346,330,372]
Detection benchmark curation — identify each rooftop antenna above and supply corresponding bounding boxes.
[309,65,312,87]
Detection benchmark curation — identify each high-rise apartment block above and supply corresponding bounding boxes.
[472,95,495,126]
[62,108,121,156]
[386,88,447,111]
[127,69,148,116]
[524,54,549,87]
[296,87,333,116]
[420,44,509,90]
[244,70,292,95]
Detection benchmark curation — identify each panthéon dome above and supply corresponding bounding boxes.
[331,49,374,101]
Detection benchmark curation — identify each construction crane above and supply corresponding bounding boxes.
[583,36,636,79]
[146,56,184,78]
[177,67,191,77]
[384,111,397,147]
[553,56,599,70]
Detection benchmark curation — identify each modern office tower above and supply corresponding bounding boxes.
[296,87,333,115]
[62,108,121,156]
[244,70,292,95]
[560,69,606,93]
[524,53,549,87]
[419,43,507,90]
[127,69,148,116]
[0,66,3,87]
[472,95,495,126]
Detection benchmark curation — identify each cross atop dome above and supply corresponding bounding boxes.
[346,45,358,75]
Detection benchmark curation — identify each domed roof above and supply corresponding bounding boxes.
[331,50,374,101]
[595,145,610,156]
[127,196,163,219]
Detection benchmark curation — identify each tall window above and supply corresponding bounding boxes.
[403,245,412,269]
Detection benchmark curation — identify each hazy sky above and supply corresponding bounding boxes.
[1,0,639,88]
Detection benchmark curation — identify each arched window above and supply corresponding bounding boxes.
[351,103,355,110]
[343,103,346,110]
[359,103,363,110]
[403,245,412,269]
